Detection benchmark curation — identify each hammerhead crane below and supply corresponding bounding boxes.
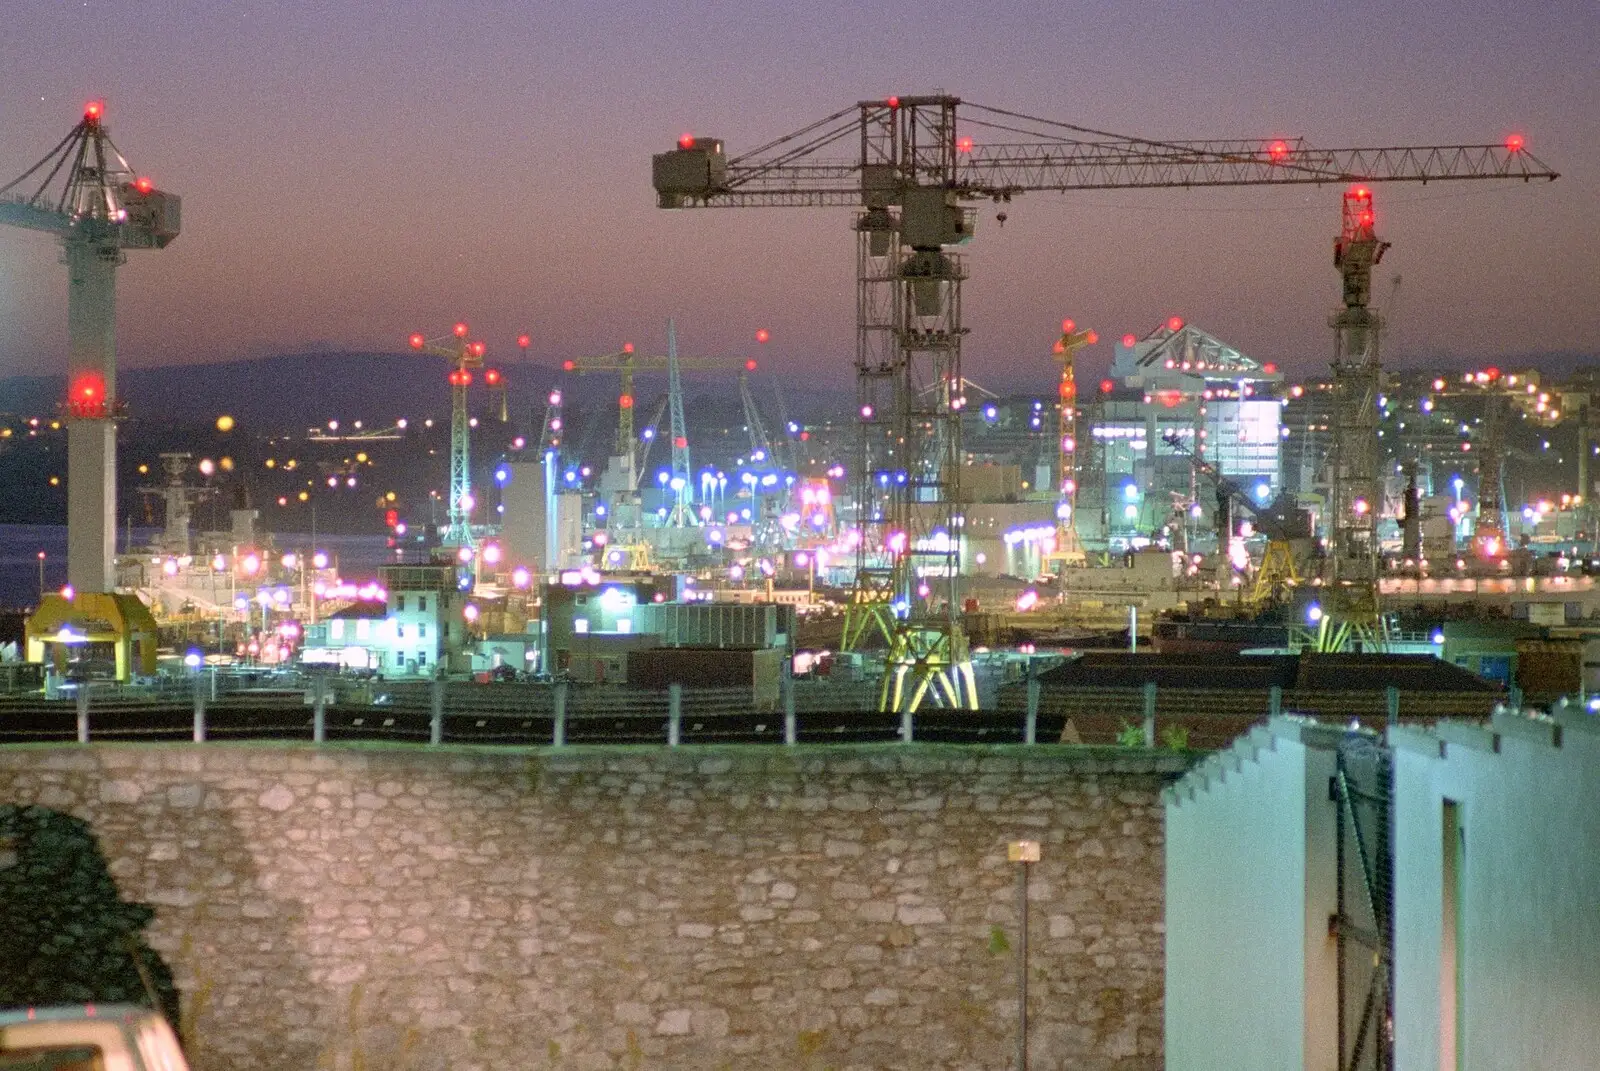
[1,101,180,594]
[563,324,756,525]
[653,93,1556,714]
[408,323,503,548]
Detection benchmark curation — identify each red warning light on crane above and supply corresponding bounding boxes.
[755,328,770,344]
[384,509,400,527]
[619,394,634,409]
[517,334,531,348]
[1052,340,1065,354]
[622,342,634,354]
[1506,133,1525,152]
[1121,333,1137,348]
[1085,331,1098,345]
[562,359,576,372]
[1484,366,1500,380]
[133,177,153,194]
[84,101,103,121]
[679,133,695,149]
[674,436,688,449]
[1263,362,1278,375]
[957,136,973,153]
[1061,319,1075,333]
[1167,316,1184,331]
[1100,379,1115,394]
[408,333,425,349]
[484,368,501,385]
[1352,186,1369,200]
[1268,140,1289,160]
[744,359,758,371]
[453,322,469,337]
[470,341,486,357]
[887,96,900,109]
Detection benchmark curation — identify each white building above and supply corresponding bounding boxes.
[375,562,470,676]
[1164,709,1600,1070]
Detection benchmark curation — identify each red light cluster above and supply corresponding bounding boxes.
[449,370,473,386]
[67,374,107,418]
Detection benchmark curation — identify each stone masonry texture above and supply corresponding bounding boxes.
[0,743,1189,1070]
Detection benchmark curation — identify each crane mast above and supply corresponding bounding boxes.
[1,102,181,594]
[1050,320,1097,568]
[653,93,1557,711]
[408,323,487,548]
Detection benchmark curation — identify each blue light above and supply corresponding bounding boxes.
[1431,630,1445,645]
[1123,483,1139,502]
[494,466,511,485]
[595,503,607,517]
[1306,602,1323,625]
[983,404,998,422]
[642,428,655,441]
[1254,482,1270,500]
[657,470,670,486]
[564,470,578,483]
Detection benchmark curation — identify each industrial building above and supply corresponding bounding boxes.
[1164,709,1600,1070]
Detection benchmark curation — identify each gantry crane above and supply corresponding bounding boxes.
[563,323,755,525]
[408,322,500,548]
[1047,319,1097,569]
[1,101,180,594]
[652,93,1557,713]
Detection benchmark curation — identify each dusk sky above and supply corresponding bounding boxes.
[1,0,1595,391]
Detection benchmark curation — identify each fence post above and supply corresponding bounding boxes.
[783,677,797,746]
[668,683,682,747]
[900,706,913,745]
[1025,673,1041,746]
[430,679,445,746]
[1385,685,1400,727]
[1142,681,1157,748]
[552,681,568,747]
[312,677,327,743]
[1269,684,1283,718]
[76,684,90,744]
[192,677,207,743]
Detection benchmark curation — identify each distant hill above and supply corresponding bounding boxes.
[0,350,858,433]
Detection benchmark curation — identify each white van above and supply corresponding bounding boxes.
[0,1005,188,1071]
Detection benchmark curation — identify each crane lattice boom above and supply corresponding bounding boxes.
[655,97,1557,209]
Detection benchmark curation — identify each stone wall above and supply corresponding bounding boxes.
[0,744,1188,1070]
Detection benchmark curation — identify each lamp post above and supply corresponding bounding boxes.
[37,551,45,602]
[1008,839,1041,1071]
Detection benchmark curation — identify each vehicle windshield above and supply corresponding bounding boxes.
[0,1046,105,1071]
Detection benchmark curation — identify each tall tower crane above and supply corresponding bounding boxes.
[1049,318,1097,569]
[652,94,1556,713]
[408,322,497,548]
[1,101,180,594]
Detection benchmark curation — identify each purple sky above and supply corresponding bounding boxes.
[0,0,1595,391]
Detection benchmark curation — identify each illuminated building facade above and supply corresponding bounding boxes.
[1086,321,1286,546]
